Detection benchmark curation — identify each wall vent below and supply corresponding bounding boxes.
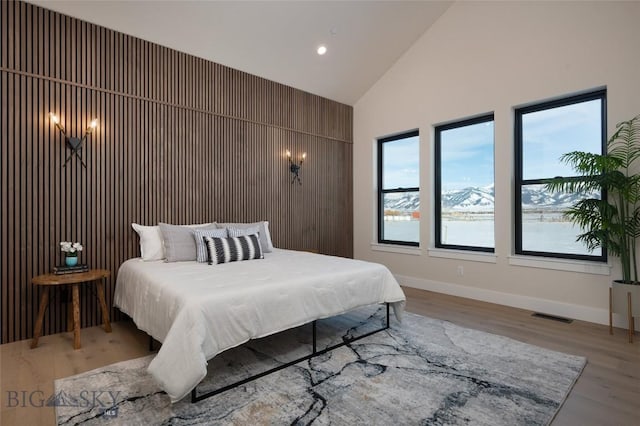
[531,312,573,323]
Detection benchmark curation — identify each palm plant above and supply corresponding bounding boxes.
[546,114,640,284]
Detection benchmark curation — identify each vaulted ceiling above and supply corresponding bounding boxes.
[28,1,452,105]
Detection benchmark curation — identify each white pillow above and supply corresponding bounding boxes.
[131,223,164,261]
[132,222,213,261]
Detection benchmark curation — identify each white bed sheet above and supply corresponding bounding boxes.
[114,249,406,402]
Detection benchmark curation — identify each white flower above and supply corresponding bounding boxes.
[60,241,83,253]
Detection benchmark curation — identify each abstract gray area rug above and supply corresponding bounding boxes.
[54,307,586,425]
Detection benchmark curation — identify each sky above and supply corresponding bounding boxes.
[440,120,494,191]
[522,99,601,180]
[382,136,420,188]
[382,98,602,191]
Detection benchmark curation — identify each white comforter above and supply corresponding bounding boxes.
[114,249,406,402]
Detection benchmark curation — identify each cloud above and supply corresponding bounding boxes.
[522,99,602,179]
[440,121,494,163]
[383,136,420,188]
[437,121,495,190]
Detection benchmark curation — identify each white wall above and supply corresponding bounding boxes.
[353,1,640,326]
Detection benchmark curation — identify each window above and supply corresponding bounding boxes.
[435,114,495,252]
[377,130,420,246]
[515,90,606,260]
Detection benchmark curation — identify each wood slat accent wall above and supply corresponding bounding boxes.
[0,1,353,344]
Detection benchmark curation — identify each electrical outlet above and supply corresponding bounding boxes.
[456,265,464,276]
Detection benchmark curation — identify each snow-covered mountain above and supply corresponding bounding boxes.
[384,193,420,211]
[442,185,494,211]
[384,185,598,212]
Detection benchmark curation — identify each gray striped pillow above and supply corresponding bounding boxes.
[217,222,273,253]
[227,226,260,238]
[203,234,264,265]
[193,228,229,262]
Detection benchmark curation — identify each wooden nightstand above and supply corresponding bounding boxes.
[31,269,112,350]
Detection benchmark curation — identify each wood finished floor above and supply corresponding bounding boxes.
[1,287,638,425]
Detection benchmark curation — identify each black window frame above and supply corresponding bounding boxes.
[377,129,420,247]
[434,113,495,253]
[514,89,607,261]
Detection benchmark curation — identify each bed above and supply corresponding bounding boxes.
[114,248,406,402]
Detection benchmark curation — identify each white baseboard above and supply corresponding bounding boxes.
[396,274,636,329]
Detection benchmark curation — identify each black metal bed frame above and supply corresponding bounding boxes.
[149,303,391,404]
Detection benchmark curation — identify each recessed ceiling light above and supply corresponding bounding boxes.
[317,45,327,55]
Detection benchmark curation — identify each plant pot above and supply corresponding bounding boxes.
[609,280,640,343]
[65,255,78,267]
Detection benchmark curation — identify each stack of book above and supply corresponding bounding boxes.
[53,264,89,275]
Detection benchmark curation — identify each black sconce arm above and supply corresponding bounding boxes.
[49,113,97,168]
[286,150,306,185]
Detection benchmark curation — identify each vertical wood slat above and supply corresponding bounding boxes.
[1,0,353,344]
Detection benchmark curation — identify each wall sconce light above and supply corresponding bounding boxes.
[49,112,98,168]
[286,149,306,185]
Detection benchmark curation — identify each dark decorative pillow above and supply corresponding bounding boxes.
[193,228,229,263]
[203,233,264,265]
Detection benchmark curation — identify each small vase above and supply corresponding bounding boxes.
[65,255,78,267]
